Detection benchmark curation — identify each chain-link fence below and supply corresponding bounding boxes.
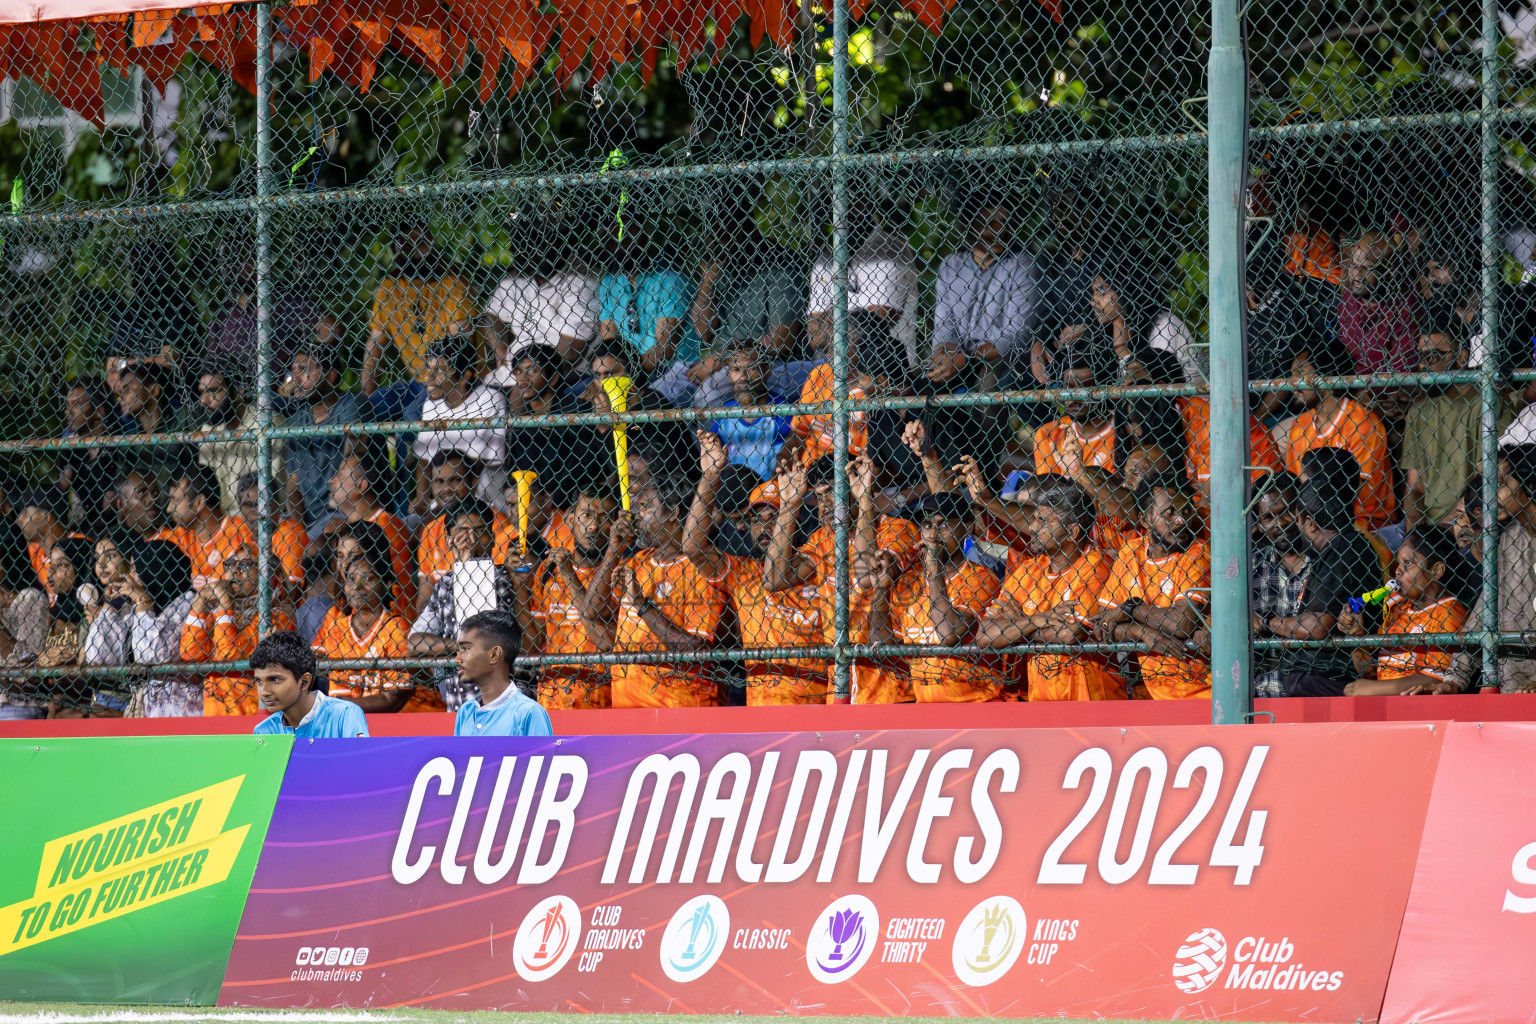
[0,0,1526,719]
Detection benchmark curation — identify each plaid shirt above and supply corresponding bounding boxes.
[410,565,520,710]
[1252,545,1310,695]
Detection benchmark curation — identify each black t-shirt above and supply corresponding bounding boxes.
[1281,528,1384,690]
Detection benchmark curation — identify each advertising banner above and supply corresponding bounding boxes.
[1381,722,1536,1024]
[221,724,1441,1020]
[0,735,291,1003]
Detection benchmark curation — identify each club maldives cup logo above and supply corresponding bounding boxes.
[1172,928,1228,993]
[951,896,1026,987]
[660,895,730,982]
[512,896,581,981]
[806,895,879,983]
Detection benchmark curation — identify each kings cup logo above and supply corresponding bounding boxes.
[806,895,879,983]
[660,895,729,982]
[951,896,1025,987]
[1172,928,1228,993]
[512,896,581,982]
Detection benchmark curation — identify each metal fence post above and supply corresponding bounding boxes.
[254,0,275,635]
[830,0,852,702]
[1207,0,1251,724]
[1480,0,1502,693]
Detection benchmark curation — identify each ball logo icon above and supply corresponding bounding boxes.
[660,895,730,982]
[512,896,581,982]
[806,895,879,983]
[1172,927,1228,993]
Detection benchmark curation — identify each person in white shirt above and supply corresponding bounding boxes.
[485,225,599,384]
[412,333,508,514]
[806,206,919,366]
[933,194,1039,368]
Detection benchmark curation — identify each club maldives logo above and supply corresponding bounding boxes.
[660,895,729,982]
[806,895,879,983]
[1172,928,1228,993]
[512,895,581,982]
[951,896,1025,987]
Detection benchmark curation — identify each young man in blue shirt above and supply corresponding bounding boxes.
[253,631,370,737]
[454,610,553,737]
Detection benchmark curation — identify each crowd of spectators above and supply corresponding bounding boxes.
[1,195,1534,719]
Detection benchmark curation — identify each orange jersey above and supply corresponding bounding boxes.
[791,363,869,462]
[530,560,610,710]
[1377,594,1467,681]
[726,556,828,705]
[1093,514,1142,554]
[821,568,914,705]
[1180,396,1282,483]
[803,516,922,576]
[894,562,1007,702]
[1000,550,1126,701]
[1034,419,1115,476]
[170,516,254,591]
[1284,399,1396,529]
[1284,226,1342,285]
[311,605,443,713]
[1098,537,1211,700]
[184,607,297,715]
[611,551,728,708]
[269,519,310,585]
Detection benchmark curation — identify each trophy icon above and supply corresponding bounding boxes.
[682,902,712,960]
[827,908,864,962]
[973,904,1007,964]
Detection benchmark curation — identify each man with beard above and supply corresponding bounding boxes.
[1281,336,1396,530]
[582,479,729,708]
[416,452,515,605]
[1033,348,1118,475]
[523,485,621,709]
[234,472,309,590]
[685,433,826,705]
[1338,229,1423,376]
[167,466,250,591]
[278,343,366,527]
[1090,472,1211,699]
[933,192,1038,371]
[362,216,475,397]
[114,363,197,487]
[58,376,122,536]
[192,363,295,516]
[1402,325,1509,529]
[1249,474,1312,697]
[108,472,188,553]
[976,476,1125,701]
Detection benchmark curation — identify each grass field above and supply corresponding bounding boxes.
[0,1004,1286,1024]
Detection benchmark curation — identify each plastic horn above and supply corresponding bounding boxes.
[1347,579,1400,614]
[601,376,635,510]
[512,470,538,561]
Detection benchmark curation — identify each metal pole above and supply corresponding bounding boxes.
[830,0,852,703]
[1207,0,1251,724]
[254,1,275,635]
[1479,0,1501,693]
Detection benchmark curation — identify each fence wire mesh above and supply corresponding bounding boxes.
[0,0,1528,718]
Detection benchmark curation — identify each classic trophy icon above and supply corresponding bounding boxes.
[827,908,864,961]
[682,902,712,960]
[973,904,1007,964]
[534,903,563,959]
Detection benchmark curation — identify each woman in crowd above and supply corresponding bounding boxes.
[312,540,444,713]
[183,542,297,715]
[0,522,50,718]
[83,539,198,716]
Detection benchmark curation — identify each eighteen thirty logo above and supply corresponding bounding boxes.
[0,777,251,957]
[513,896,581,981]
[1172,928,1228,993]
[806,895,879,984]
[660,895,729,982]
[951,896,1025,987]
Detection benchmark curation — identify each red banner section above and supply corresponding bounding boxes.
[220,724,1442,1020]
[1381,722,1536,1024]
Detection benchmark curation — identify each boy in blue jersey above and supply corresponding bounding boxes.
[253,631,370,738]
[454,610,553,736]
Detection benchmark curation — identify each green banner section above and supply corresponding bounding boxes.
[0,735,291,1003]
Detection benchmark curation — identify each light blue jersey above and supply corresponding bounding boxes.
[255,691,370,738]
[455,684,553,737]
